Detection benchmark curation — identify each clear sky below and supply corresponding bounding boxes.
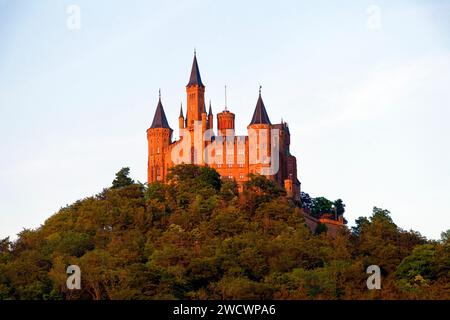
[0,0,449,240]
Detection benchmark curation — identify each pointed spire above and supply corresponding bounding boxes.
[208,100,213,115]
[224,85,227,111]
[150,91,172,129]
[187,51,204,87]
[179,102,184,118]
[249,86,271,125]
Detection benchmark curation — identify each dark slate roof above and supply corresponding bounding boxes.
[187,54,204,87]
[249,93,271,125]
[208,102,213,116]
[150,97,171,129]
[179,103,184,118]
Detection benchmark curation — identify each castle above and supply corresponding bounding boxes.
[147,53,301,200]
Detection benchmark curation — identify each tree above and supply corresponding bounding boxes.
[145,182,167,202]
[245,174,282,196]
[371,207,395,225]
[354,207,408,275]
[440,229,450,244]
[311,197,333,218]
[334,199,345,217]
[394,241,450,299]
[300,192,313,210]
[167,164,221,191]
[0,237,11,254]
[78,249,115,300]
[315,223,328,235]
[220,179,239,201]
[396,244,437,283]
[351,217,369,237]
[112,167,134,189]
[243,174,285,213]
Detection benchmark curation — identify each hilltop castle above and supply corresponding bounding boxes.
[147,53,301,200]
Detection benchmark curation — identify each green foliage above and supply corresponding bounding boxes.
[309,197,345,220]
[396,244,437,282]
[243,174,285,213]
[352,207,428,280]
[0,237,11,254]
[395,242,449,296]
[311,197,333,218]
[43,231,93,257]
[167,164,221,191]
[112,167,134,189]
[334,199,345,216]
[219,179,239,201]
[351,217,369,237]
[441,229,450,244]
[371,207,395,225]
[0,165,447,300]
[315,223,328,235]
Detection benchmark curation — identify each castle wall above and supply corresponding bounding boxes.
[303,212,345,237]
[150,122,299,193]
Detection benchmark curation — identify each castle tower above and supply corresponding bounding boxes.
[248,88,272,177]
[208,101,213,130]
[217,109,235,136]
[147,91,173,182]
[186,52,205,129]
[216,107,236,168]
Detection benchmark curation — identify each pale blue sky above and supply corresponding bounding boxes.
[0,0,449,240]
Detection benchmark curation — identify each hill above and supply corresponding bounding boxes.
[0,165,448,300]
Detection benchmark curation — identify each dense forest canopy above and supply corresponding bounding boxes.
[0,165,448,300]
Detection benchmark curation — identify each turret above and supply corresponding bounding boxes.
[217,109,235,136]
[247,87,272,177]
[147,91,172,183]
[186,51,205,129]
[179,103,185,131]
[248,87,271,127]
[284,177,294,198]
[208,101,213,130]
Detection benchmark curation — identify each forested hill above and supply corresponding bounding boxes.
[0,165,448,300]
